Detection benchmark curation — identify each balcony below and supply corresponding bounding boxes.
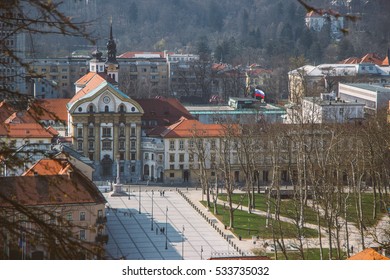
[95,234,109,244]
[96,216,107,225]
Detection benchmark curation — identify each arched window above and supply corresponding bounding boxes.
[119,104,125,113]
[89,105,94,113]
[104,105,109,112]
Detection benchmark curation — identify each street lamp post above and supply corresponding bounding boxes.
[182,225,185,260]
[165,206,168,250]
[151,190,154,231]
[139,185,141,214]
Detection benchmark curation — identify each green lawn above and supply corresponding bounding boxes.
[217,192,388,228]
[201,201,318,239]
[344,192,388,227]
[217,193,322,226]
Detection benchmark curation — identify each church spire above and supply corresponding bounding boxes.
[106,17,118,65]
[105,17,119,83]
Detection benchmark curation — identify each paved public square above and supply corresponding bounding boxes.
[103,187,239,260]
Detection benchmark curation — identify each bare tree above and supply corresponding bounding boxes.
[0,0,99,260]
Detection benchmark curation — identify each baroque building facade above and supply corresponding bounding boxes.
[67,24,144,182]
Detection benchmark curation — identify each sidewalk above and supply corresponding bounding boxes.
[103,188,239,260]
[179,189,264,255]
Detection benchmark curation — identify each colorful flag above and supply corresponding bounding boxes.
[254,88,265,99]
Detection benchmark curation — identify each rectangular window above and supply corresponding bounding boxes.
[263,170,269,182]
[79,229,86,240]
[119,152,125,161]
[98,210,103,217]
[102,140,112,150]
[179,140,184,150]
[281,170,288,182]
[211,139,216,149]
[170,164,174,170]
[88,127,94,136]
[119,140,125,150]
[88,141,94,150]
[188,139,194,149]
[169,154,175,162]
[102,127,111,137]
[170,173,174,178]
[179,154,184,162]
[77,141,83,151]
[210,153,216,163]
[169,140,175,150]
[66,212,72,221]
[131,140,136,150]
[197,139,203,149]
[80,212,86,221]
[131,127,136,136]
[77,127,83,138]
[131,153,136,160]
[119,126,125,137]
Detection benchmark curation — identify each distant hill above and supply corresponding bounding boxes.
[29,0,390,68]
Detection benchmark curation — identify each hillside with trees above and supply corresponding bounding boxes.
[28,0,390,68]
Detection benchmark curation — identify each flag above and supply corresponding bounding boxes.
[254,88,265,99]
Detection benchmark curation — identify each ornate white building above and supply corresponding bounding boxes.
[67,23,144,182]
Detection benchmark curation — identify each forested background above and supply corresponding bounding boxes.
[28,0,390,68]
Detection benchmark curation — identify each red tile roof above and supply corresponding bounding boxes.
[70,73,107,104]
[4,111,36,124]
[23,158,72,176]
[74,71,98,86]
[0,101,15,123]
[347,248,390,260]
[212,63,229,71]
[340,53,389,66]
[360,53,384,65]
[0,173,106,207]
[30,99,70,123]
[5,123,54,138]
[135,97,193,128]
[118,51,173,58]
[158,117,227,138]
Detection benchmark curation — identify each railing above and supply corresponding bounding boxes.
[95,234,109,244]
[96,216,107,225]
